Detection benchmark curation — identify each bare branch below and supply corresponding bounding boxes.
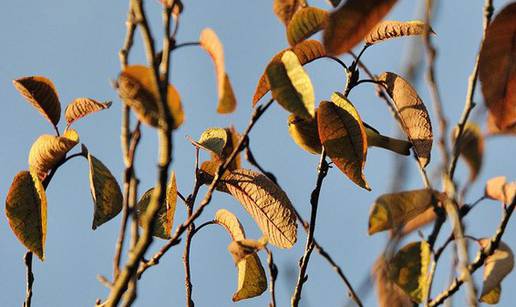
[23,252,34,307]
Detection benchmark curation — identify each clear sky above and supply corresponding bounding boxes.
[1,1,514,306]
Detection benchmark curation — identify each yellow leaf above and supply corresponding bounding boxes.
[365,124,412,156]
[213,209,267,301]
[323,0,398,56]
[117,65,184,129]
[28,131,80,180]
[199,28,237,114]
[480,284,501,305]
[273,0,302,26]
[227,237,268,264]
[287,7,329,46]
[378,72,433,167]
[480,240,514,300]
[388,241,430,303]
[266,50,315,119]
[64,98,112,126]
[288,112,322,154]
[88,154,123,229]
[5,171,47,260]
[452,122,484,182]
[484,176,516,204]
[365,20,431,45]
[221,168,298,248]
[318,92,370,190]
[253,40,326,106]
[373,257,413,307]
[479,3,516,131]
[12,76,61,127]
[136,172,177,239]
[368,189,438,235]
[191,127,228,157]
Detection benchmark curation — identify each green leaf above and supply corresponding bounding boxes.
[5,171,47,260]
[287,7,329,46]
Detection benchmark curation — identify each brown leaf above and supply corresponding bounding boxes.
[273,0,302,26]
[323,0,398,56]
[485,176,516,204]
[480,284,501,304]
[88,154,123,229]
[227,237,268,264]
[400,207,437,235]
[212,126,242,171]
[287,7,329,46]
[373,257,413,307]
[378,72,433,167]
[452,122,484,182]
[12,76,61,127]
[288,112,322,154]
[487,113,516,135]
[5,171,47,260]
[64,98,112,126]
[479,3,516,131]
[199,28,237,114]
[479,240,514,300]
[365,20,431,45]
[318,92,370,190]
[253,40,326,106]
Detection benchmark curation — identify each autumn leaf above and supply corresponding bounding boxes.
[253,40,326,106]
[378,72,433,167]
[266,50,315,119]
[64,98,112,127]
[484,176,515,204]
[136,172,177,239]
[288,112,322,154]
[388,241,430,303]
[221,168,298,248]
[479,240,514,302]
[364,124,412,156]
[452,122,484,182]
[5,171,47,260]
[28,130,80,180]
[273,0,302,26]
[12,76,61,127]
[400,207,437,235]
[480,285,501,305]
[191,127,228,157]
[117,65,184,129]
[88,154,123,229]
[373,257,413,307]
[287,7,329,46]
[365,20,431,45]
[487,113,516,135]
[323,0,398,56]
[215,209,246,241]
[199,28,237,114]
[369,189,439,235]
[479,3,516,131]
[318,92,370,190]
[215,126,242,171]
[227,237,268,264]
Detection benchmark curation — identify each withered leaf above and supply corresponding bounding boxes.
[365,124,412,156]
[64,98,112,127]
[484,176,515,204]
[287,7,329,46]
[288,111,322,154]
[215,209,246,241]
[273,0,302,26]
[373,257,413,307]
[480,284,501,305]
[227,237,268,264]
[365,20,432,45]
[452,122,484,182]
[480,240,514,302]
[191,127,228,157]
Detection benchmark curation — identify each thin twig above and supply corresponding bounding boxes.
[23,252,34,307]
[173,41,201,51]
[266,248,278,307]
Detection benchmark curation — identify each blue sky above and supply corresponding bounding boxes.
[0,1,514,306]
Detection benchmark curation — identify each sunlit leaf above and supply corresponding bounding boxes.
[253,40,326,106]
[28,130,80,180]
[373,257,413,307]
[323,0,398,56]
[479,3,516,131]
[64,98,112,127]
[191,127,228,157]
[365,20,431,45]
[221,168,298,248]
[117,65,184,129]
[487,113,516,135]
[484,176,515,204]
[287,7,329,46]
[452,122,484,182]
[288,112,322,154]
[266,50,315,119]
[88,154,123,229]
[12,76,61,127]
[365,124,412,156]
[215,209,246,241]
[378,72,433,167]
[136,172,177,239]
[273,0,302,26]
[388,241,430,303]
[368,189,439,235]
[480,284,501,305]
[318,92,370,190]
[5,171,47,260]
[480,240,514,301]
[228,237,268,264]
[216,126,242,171]
[199,28,237,114]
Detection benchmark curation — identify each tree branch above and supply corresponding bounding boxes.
[266,248,278,307]
[23,252,34,307]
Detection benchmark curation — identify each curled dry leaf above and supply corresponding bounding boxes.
[117,65,184,129]
[253,40,326,106]
[136,172,177,239]
[485,176,516,204]
[213,209,267,301]
[480,284,501,305]
[479,240,514,301]
[323,0,398,56]
[12,76,61,127]
[388,241,430,303]
[199,28,237,114]
[452,122,484,182]
[373,257,413,307]
[378,72,433,167]
[287,7,329,46]
[191,127,228,157]
[288,111,322,154]
[266,50,315,119]
[64,98,112,126]
[318,92,370,190]
[368,189,439,235]
[365,20,431,45]
[479,3,516,131]
[88,154,123,229]
[221,168,298,248]
[5,171,47,260]
[28,129,80,180]
[227,237,268,264]
[273,0,302,26]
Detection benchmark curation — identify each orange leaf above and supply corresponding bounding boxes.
[273,0,302,26]
[13,76,61,127]
[287,7,329,46]
[64,98,112,126]
[365,20,432,45]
